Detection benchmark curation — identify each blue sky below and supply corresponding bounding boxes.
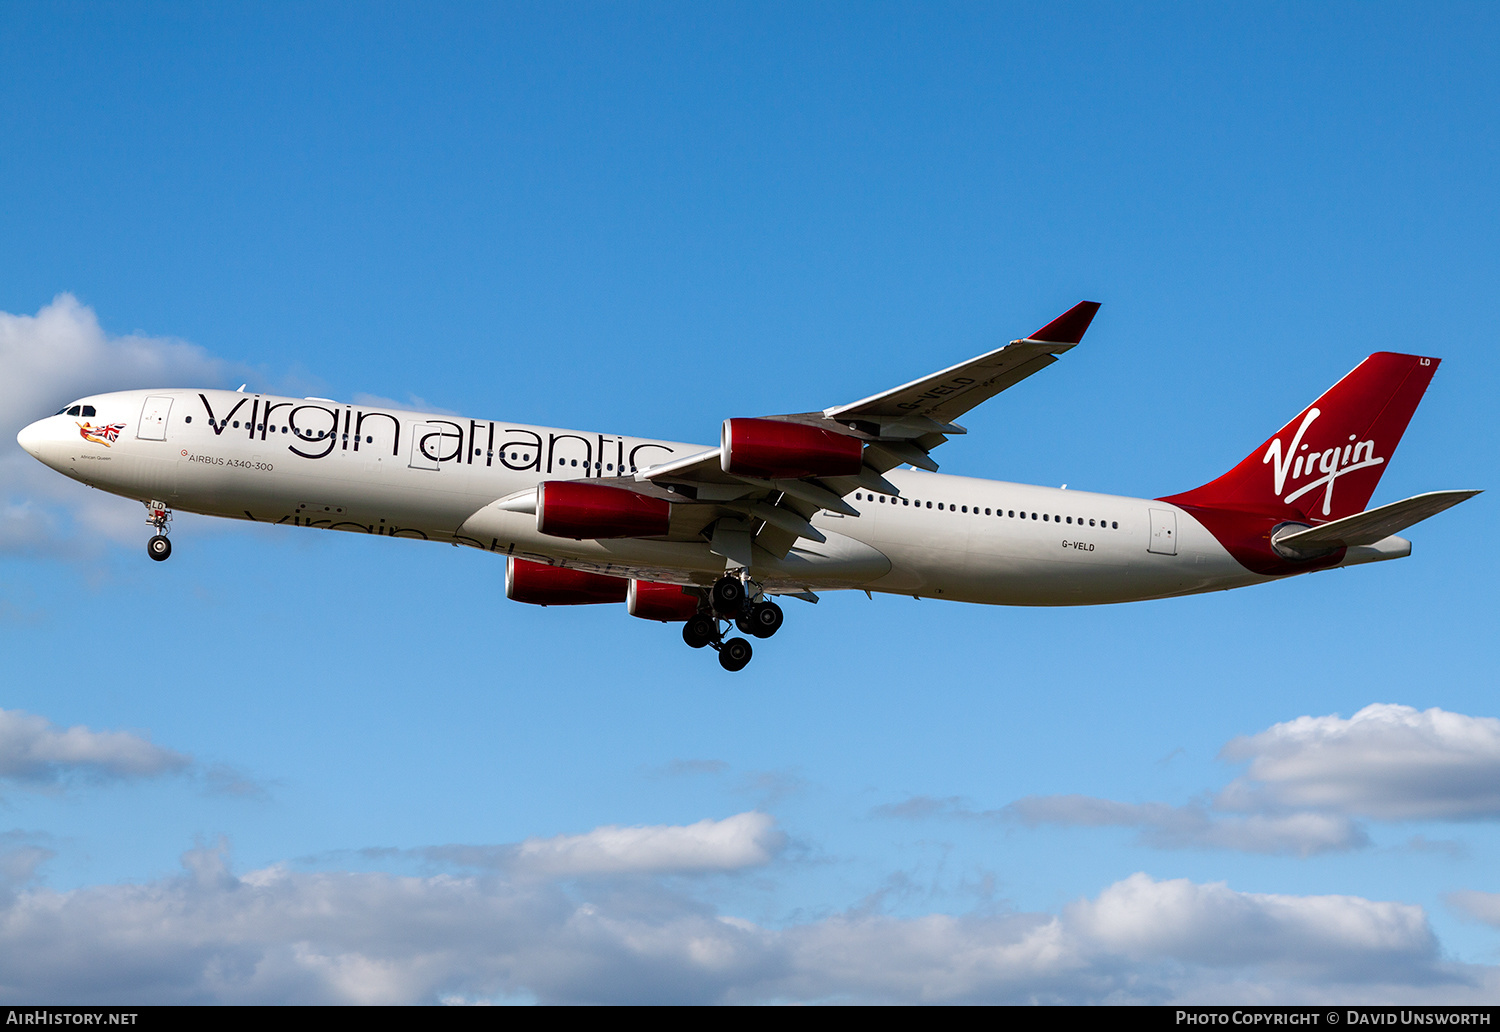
[0,2,1497,1003]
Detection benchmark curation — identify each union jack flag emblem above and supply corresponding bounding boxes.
[78,422,125,447]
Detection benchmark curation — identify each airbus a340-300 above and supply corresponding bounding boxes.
[17,302,1478,670]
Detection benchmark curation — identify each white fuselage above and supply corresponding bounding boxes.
[19,388,1407,605]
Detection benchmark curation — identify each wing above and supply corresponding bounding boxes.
[500,302,1101,572]
[635,301,1102,563]
[827,300,1100,432]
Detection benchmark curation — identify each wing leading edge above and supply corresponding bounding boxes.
[480,302,1102,571]
[626,301,1102,564]
[825,300,1100,431]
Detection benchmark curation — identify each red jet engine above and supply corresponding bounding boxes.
[627,580,701,622]
[536,481,671,539]
[720,418,863,479]
[506,557,627,605]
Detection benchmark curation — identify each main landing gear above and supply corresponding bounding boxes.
[682,574,785,672]
[145,500,173,562]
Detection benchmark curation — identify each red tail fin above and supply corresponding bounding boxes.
[1162,352,1440,522]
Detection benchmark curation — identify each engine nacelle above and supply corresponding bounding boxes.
[720,418,863,479]
[627,580,701,622]
[506,557,627,605]
[536,481,671,539]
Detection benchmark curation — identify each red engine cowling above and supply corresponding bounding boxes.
[720,418,863,479]
[627,580,701,622]
[536,481,671,539]
[506,557,627,605]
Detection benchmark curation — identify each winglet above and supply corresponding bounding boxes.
[1027,301,1100,344]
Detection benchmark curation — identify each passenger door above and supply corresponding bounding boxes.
[137,396,173,441]
[409,422,461,470]
[1147,508,1178,555]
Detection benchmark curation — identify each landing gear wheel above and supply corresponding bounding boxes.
[147,535,172,561]
[711,575,747,617]
[683,614,716,649]
[718,637,753,672]
[746,600,783,638]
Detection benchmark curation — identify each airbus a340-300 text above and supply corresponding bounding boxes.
[17,302,1478,670]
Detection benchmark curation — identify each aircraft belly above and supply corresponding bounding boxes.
[459,502,891,590]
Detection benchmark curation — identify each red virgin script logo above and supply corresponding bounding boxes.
[1262,408,1383,516]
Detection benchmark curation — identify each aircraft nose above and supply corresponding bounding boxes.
[16,418,49,460]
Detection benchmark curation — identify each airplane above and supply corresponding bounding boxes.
[16,301,1479,671]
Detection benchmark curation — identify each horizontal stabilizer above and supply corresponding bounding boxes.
[1272,490,1480,558]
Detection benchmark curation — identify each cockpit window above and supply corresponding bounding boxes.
[66,405,81,416]
[81,405,96,417]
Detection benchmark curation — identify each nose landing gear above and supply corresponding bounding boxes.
[684,574,787,671]
[145,500,173,562]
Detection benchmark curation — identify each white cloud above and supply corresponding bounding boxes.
[422,812,784,878]
[509,812,783,877]
[875,792,1364,856]
[1447,890,1500,928]
[1218,704,1500,821]
[0,833,55,893]
[0,843,1480,1005]
[1003,795,1366,856]
[777,873,1463,1004]
[0,707,190,785]
[886,705,1500,857]
[0,294,229,555]
[1068,874,1436,983]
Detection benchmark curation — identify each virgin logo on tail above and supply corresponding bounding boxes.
[1262,408,1383,517]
